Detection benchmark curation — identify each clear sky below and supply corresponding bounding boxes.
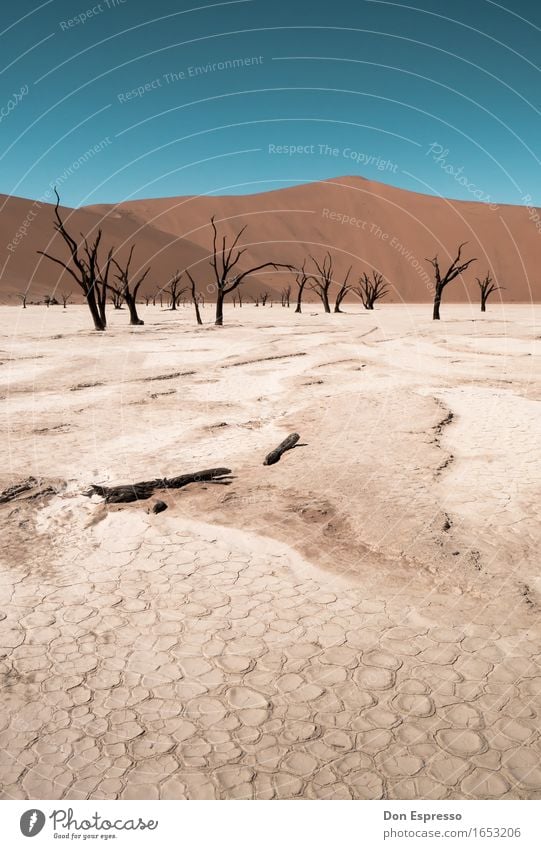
[1,0,540,207]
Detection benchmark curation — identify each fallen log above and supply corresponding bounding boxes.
[263,433,300,466]
[85,467,233,504]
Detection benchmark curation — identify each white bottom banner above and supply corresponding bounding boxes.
[2,800,539,848]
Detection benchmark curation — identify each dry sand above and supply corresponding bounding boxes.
[0,302,540,800]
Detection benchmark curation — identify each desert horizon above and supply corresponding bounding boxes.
[2,175,540,308]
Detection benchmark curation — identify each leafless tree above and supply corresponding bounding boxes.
[185,270,203,325]
[60,290,72,309]
[281,284,292,308]
[334,266,353,312]
[309,252,335,313]
[426,242,476,320]
[17,292,28,309]
[109,288,124,310]
[143,293,151,307]
[110,246,149,326]
[293,262,312,313]
[354,270,389,310]
[477,271,503,312]
[208,216,291,325]
[165,270,187,311]
[260,291,269,306]
[236,291,242,308]
[37,188,112,331]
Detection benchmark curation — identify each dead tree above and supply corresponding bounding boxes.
[165,270,187,311]
[237,291,242,308]
[185,270,203,325]
[477,272,503,312]
[143,293,151,307]
[281,284,292,308]
[109,288,124,309]
[85,467,233,504]
[37,188,111,331]
[17,292,28,309]
[334,266,353,312]
[426,242,476,320]
[354,270,389,310]
[208,216,291,326]
[60,290,72,309]
[310,252,335,313]
[294,262,311,313]
[111,246,149,326]
[260,291,269,306]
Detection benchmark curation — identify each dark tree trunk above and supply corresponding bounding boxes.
[87,290,106,331]
[322,292,331,313]
[215,291,224,326]
[194,299,202,325]
[433,285,442,320]
[481,300,486,312]
[126,294,144,325]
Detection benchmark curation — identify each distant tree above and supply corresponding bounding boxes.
[37,188,112,331]
[207,216,291,325]
[60,290,72,309]
[260,291,269,306]
[165,270,187,311]
[143,293,151,307]
[111,246,149,326]
[334,266,353,313]
[185,270,203,325]
[17,292,28,309]
[281,284,292,308]
[477,271,503,312]
[426,242,476,320]
[309,252,334,313]
[355,270,389,310]
[109,289,123,309]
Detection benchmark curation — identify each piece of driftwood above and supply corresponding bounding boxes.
[263,433,300,466]
[152,500,168,514]
[85,467,233,504]
[0,477,62,504]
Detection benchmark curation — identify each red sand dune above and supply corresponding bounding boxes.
[1,176,539,303]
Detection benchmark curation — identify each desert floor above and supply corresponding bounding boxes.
[0,302,540,800]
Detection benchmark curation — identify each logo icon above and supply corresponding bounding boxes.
[20,810,46,837]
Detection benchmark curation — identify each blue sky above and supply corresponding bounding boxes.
[1,0,540,207]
